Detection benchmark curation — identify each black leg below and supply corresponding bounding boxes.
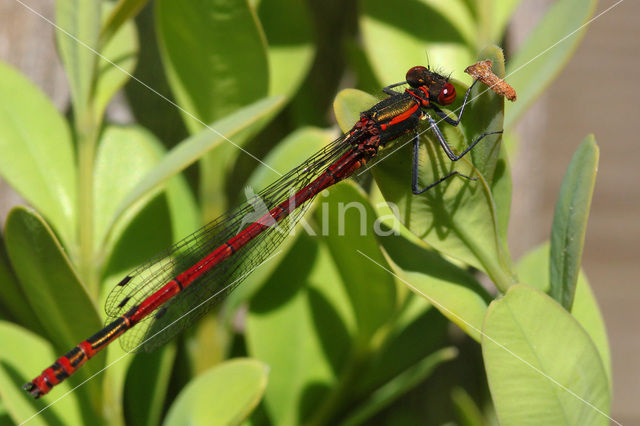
[412,171,477,195]
[411,131,476,195]
[383,81,407,96]
[432,79,479,126]
[425,114,502,161]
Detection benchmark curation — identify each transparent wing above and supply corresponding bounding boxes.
[105,134,353,352]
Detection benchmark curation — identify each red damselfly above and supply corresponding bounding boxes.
[24,65,501,398]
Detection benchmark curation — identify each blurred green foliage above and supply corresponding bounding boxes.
[0,0,610,425]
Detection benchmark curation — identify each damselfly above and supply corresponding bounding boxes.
[25,65,501,398]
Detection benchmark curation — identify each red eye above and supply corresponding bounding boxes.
[437,82,456,105]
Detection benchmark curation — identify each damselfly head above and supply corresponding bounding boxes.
[406,66,456,106]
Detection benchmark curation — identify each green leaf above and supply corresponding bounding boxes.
[100,0,149,47]
[492,144,512,243]
[93,125,167,253]
[124,345,177,426]
[155,0,268,133]
[379,231,490,341]
[333,88,378,133]
[451,386,487,426]
[163,359,268,426]
[94,1,139,123]
[95,126,200,300]
[550,136,598,310]
[482,284,610,425]
[504,0,598,129]
[109,96,283,228]
[4,208,104,398]
[361,0,474,85]
[321,182,396,343]
[0,322,83,425]
[335,50,516,290]
[0,61,76,248]
[247,235,352,425]
[93,125,199,268]
[156,0,274,218]
[420,0,477,47]
[343,347,457,426]
[257,0,314,97]
[55,0,101,113]
[517,242,611,385]
[485,0,523,43]
[0,234,43,334]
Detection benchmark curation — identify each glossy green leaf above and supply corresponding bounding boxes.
[504,0,598,129]
[0,322,83,425]
[155,0,268,133]
[0,235,43,334]
[247,235,352,425]
[333,88,377,133]
[94,126,166,253]
[550,136,598,310]
[482,284,610,425]
[93,125,200,269]
[156,0,272,218]
[379,230,490,341]
[100,0,149,47]
[361,0,474,85]
[163,359,268,426]
[369,183,431,248]
[109,96,283,228]
[487,0,523,43]
[343,347,457,426]
[321,182,396,343]
[517,242,611,385]
[4,208,104,398]
[420,0,477,47]
[97,126,199,291]
[55,0,101,113]
[0,61,76,248]
[225,127,335,312]
[258,0,314,97]
[492,144,512,242]
[94,1,139,123]
[124,345,177,426]
[334,51,516,290]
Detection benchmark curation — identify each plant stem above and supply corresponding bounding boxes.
[454,223,516,293]
[307,346,369,426]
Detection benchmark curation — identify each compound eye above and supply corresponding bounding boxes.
[437,82,456,105]
[406,66,428,87]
